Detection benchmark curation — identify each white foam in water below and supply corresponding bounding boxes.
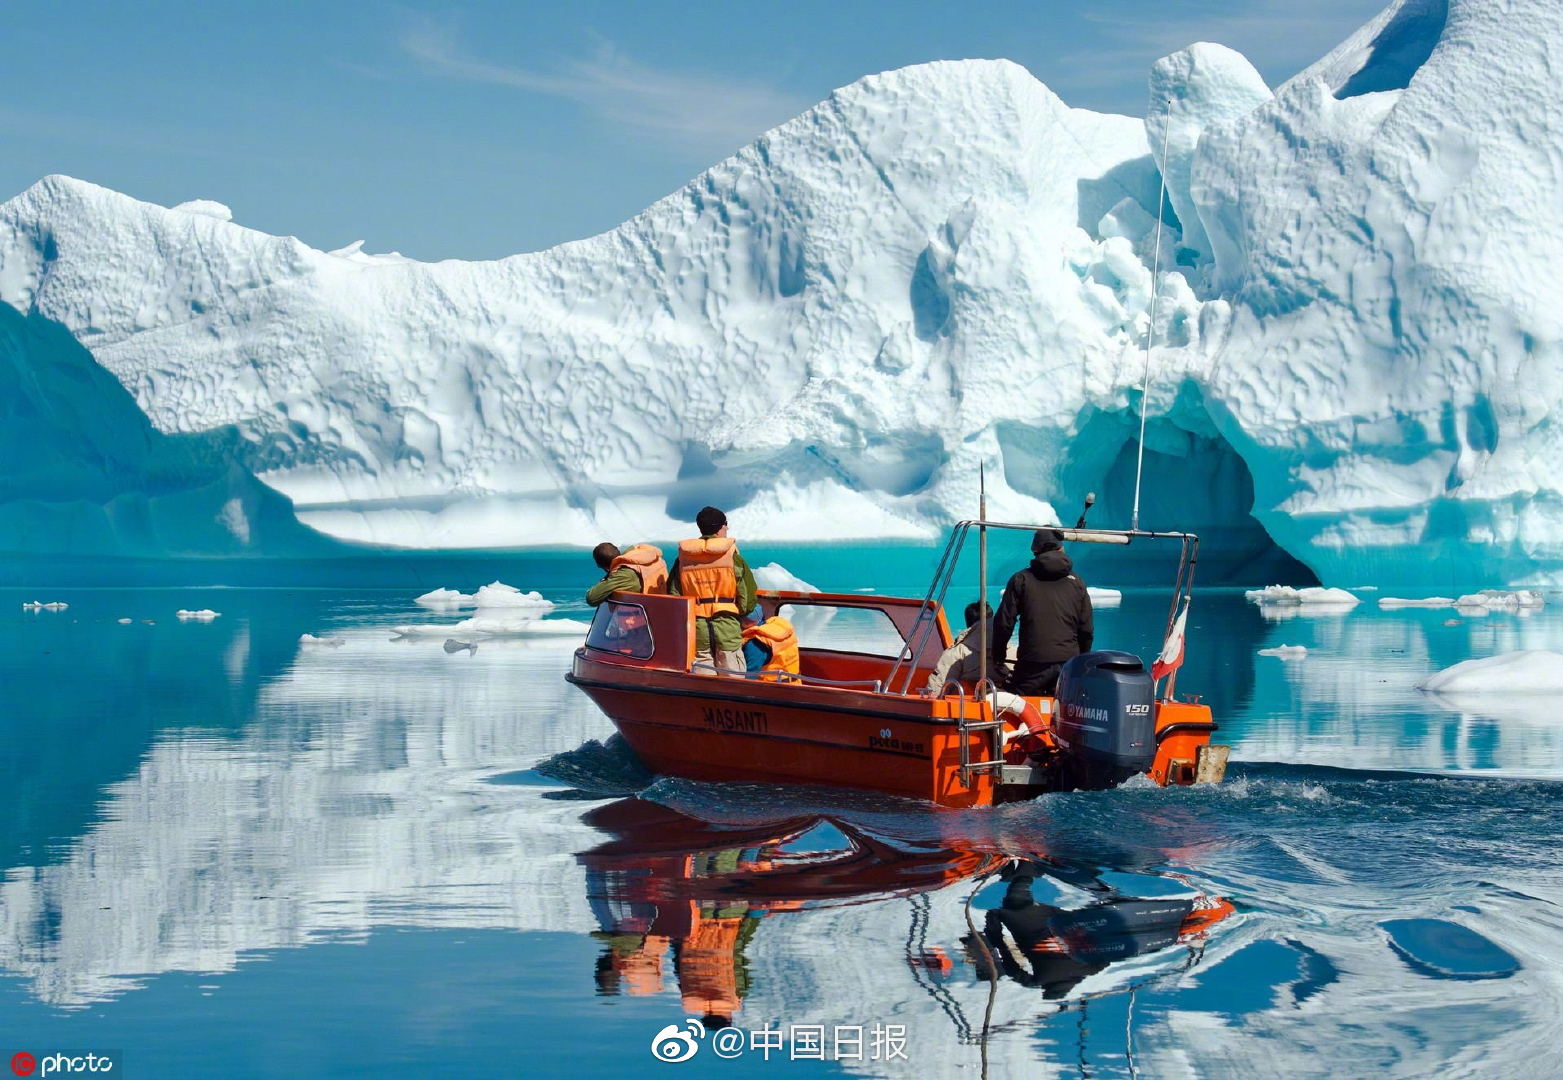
[1258,644,1308,659]
[1378,596,1456,609]
[175,609,220,621]
[1417,650,1563,694]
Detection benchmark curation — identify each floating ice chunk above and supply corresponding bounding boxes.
[1454,590,1546,611]
[752,563,822,595]
[1245,586,1359,607]
[1378,597,1456,609]
[1416,651,1563,694]
[1258,644,1308,659]
[443,638,478,654]
[414,582,550,611]
[391,615,589,639]
[414,587,475,610]
[1087,587,1122,607]
[472,582,553,611]
[116,618,132,624]
[299,633,344,647]
[21,600,68,611]
[176,609,220,621]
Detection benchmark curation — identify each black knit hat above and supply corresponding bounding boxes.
[1031,528,1064,554]
[696,506,728,535]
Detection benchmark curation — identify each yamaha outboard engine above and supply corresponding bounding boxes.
[1053,651,1155,788]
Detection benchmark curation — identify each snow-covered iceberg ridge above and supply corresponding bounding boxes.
[3,0,1562,586]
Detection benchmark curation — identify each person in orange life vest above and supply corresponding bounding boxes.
[585,541,669,606]
[668,506,756,675]
[741,616,800,681]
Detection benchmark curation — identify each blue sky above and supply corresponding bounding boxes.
[3,0,1386,260]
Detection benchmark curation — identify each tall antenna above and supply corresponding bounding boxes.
[978,463,988,697]
[1132,111,1174,532]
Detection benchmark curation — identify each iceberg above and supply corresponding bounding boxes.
[1,0,1561,587]
[1417,650,1563,694]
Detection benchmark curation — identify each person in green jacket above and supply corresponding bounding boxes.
[667,507,758,674]
[585,543,641,606]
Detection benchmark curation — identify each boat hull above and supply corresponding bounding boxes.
[568,651,995,808]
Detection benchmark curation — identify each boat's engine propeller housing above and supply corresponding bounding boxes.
[1053,651,1156,787]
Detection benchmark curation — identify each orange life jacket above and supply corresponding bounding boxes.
[609,543,668,594]
[677,537,741,620]
[742,616,800,681]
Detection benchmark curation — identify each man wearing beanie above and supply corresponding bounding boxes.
[988,528,1094,696]
[668,506,758,675]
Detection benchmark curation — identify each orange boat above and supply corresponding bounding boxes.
[567,520,1230,808]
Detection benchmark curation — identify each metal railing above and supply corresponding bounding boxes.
[703,665,884,692]
[882,520,1202,699]
[947,678,1007,785]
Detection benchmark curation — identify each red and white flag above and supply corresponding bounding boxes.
[1152,599,1189,681]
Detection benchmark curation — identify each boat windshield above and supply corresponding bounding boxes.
[583,600,655,660]
[776,603,906,658]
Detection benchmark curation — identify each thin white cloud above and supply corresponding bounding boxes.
[1061,0,1384,109]
[400,19,811,153]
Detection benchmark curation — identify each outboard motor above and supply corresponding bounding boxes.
[1053,651,1155,788]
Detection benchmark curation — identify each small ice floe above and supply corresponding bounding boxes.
[1258,644,1308,660]
[117,618,133,625]
[414,587,475,610]
[1378,597,1455,609]
[1416,650,1563,694]
[752,563,822,594]
[176,609,221,621]
[1245,585,1359,607]
[443,638,478,654]
[1087,587,1122,607]
[392,615,591,640]
[473,582,551,610]
[21,601,69,612]
[1246,586,1358,620]
[414,581,553,612]
[1454,589,1546,611]
[298,633,344,647]
[1442,618,1461,627]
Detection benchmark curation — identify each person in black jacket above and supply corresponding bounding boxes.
[989,528,1093,695]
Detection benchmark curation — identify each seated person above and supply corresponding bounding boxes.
[926,601,993,692]
[585,542,669,606]
[741,616,800,682]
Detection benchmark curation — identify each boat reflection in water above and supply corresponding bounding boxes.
[967,860,1233,999]
[577,798,1233,1034]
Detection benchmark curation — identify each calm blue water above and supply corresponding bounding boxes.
[1,556,1559,1079]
